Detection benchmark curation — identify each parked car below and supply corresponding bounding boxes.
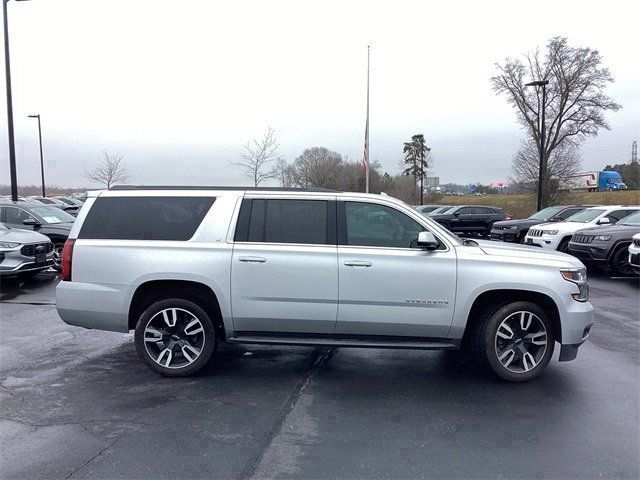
[29,197,80,216]
[56,186,593,382]
[0,202,75,270]
[427,205,453,215]
[413,205,443,215]
[524,205,640,252]
[429,205,510,236]
[568,211,640,276]
[0,222,55,277]
[628,233,640,275]
[491,205,593,243]
[55,196,84,207]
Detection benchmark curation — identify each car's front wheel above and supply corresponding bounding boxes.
[472,301,555,382]
[134,298,216,377]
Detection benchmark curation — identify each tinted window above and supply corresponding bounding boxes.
[475,207,495,214]
[456,207,475,214]
[241,199,328,245]
[608,209,639,222]
[3,207,35,224]
[79,197,215,240]
[344,202,424,248]
[555,207,583,220]
[619,211,640,226]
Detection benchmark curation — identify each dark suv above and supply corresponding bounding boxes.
[491,205,591,243]
[568,210,640,276]
[429,205,509,235]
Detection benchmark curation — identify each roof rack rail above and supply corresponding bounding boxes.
[108,185,338,193]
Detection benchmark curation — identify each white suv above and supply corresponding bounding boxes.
[629,233,640,274]
[525,205,640,252]
[56,187,594,382]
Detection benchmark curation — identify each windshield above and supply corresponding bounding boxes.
[619,211,640,226]
[528,206,564,221]
[565,208,606,223]
[31,206,75,224]
[432,206,456,215]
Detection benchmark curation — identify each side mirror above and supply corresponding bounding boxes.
[417,231,439,250]
[22,218,41,227]
[597,217,611,225]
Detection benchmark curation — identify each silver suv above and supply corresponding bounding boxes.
[56,187,594,382]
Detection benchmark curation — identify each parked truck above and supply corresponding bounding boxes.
[562,171,627,192]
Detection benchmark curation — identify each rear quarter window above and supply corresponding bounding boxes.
[79,197,215,240]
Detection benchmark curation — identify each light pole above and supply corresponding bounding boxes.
[27,114,44,196]
[3,0,31,202]
[525,79,549,211]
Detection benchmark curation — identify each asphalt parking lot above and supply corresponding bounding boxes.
[1,271,638,479]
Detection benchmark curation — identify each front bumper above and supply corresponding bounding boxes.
[567,241,611,263]
[0,248,55,276]
[556,296,594,361]
[490,228,522,243]
[524,234,561,250]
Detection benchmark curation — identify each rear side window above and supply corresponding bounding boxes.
[79,197,215,240]
[235,199,331,245]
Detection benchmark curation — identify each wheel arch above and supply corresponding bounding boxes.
[128,279,226,340]
[461,289,561,348]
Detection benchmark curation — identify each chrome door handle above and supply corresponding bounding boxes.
[238,256,266,263]
[344,260,372,267]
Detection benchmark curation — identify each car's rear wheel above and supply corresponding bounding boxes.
[134,298,216,377]
[471,301,555,382]
[611,245,634,276]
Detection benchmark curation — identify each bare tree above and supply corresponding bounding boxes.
[510,139,581,204]
[492,37,621,207]
[234,127,281,187]
[273,158,296,188]
[291,147,343,188]
[84,152,129,189]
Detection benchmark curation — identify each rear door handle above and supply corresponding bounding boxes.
[238,256,266,263]
[344,260,372,267]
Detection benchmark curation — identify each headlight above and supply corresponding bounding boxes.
[0,242,20,249]
[508,226,519,230]
[593,235,612,241]
[560,268,588,302]
[544,230,559,235]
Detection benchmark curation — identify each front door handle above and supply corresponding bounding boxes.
[238,256,266,263]
[344,260,372,267]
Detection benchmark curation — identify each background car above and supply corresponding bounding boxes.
[525,205,640,252]
[0,222,55,277]
[413,204,442,215]
[427,205,453,215]
[491,205,593,243]
[428,205,509,236]
[28,197,80,216]
[0,202,75,270]
[568,211,640,276]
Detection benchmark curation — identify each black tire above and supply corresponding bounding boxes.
[134,297,216,377]
[470,301,555,382]
[611,244,634,276]
[557,237,570,253]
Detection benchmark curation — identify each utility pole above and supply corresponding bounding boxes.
[28,114,45,196]
[363,45,370,193]
[526,79,549,211]
[3,0,18,201]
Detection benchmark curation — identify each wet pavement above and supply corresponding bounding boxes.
[0,270,638,479]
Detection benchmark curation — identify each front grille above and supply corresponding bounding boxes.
[528,229,544,237]
[572,234,594,244]
[20,242,54,257]
[634,239,640,248]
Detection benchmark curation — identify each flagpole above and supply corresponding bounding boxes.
[365,45,370,193]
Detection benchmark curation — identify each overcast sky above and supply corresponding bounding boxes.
[1,0,638,189]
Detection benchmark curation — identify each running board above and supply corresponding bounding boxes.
[226,333,459,350]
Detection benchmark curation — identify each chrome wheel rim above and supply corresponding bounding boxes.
[53,244,64,268]
[143,308,205,369]
[495,311,547,374]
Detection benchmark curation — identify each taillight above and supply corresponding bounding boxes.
[61,239,75,281]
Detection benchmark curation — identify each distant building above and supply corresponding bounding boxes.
[425,176,440,192]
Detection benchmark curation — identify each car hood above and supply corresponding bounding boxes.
[575,224,640,236]
[531,221,590,234]
[0,227,50,244]
[471,239,584,268]
[493,219,540,228]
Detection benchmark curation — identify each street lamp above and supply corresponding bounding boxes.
[3,0,31,202]
[525,79,549,211]
[27,114,45,196]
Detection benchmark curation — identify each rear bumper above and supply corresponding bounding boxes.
[56,281,130,332]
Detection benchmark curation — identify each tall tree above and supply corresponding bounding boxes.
[291,147,343,188]
[402,134,431,204]
[84,151,129,189]
[234,126,281,187]
[273,157,296,188]
[492,37,621,208]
